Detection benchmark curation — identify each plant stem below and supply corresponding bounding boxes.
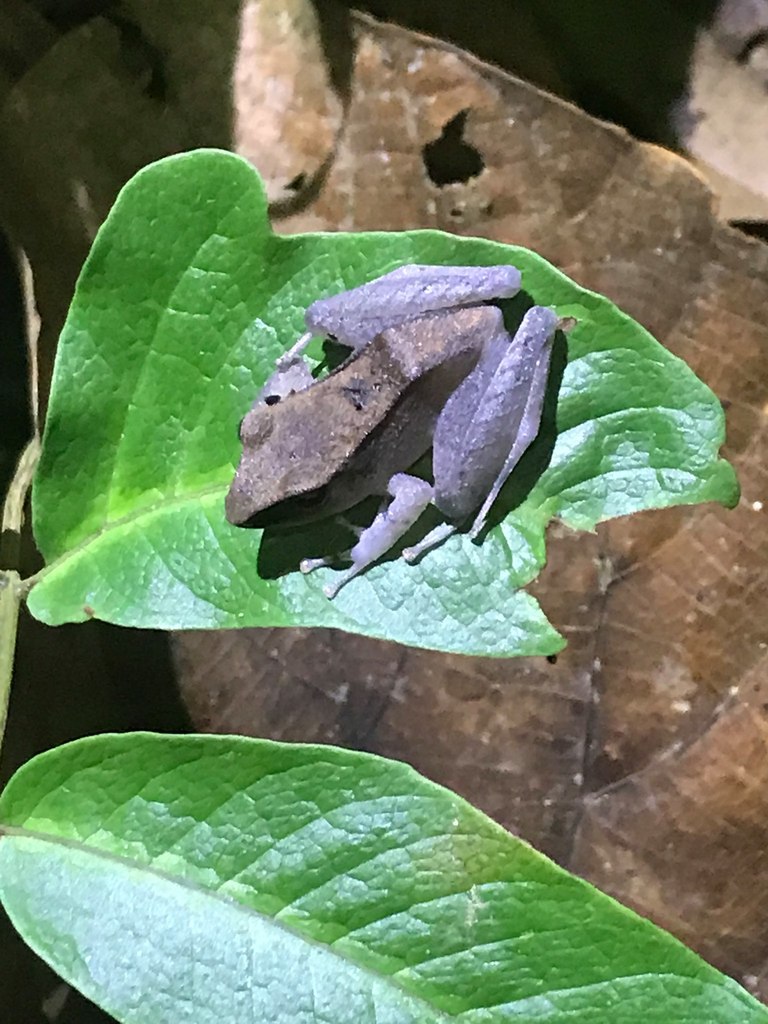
[0,437,40,568]
[0,438,41,756]
[0,571,21,753]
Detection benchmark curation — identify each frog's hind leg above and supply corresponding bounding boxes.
[466,308,559,539]
[301,474,433,598]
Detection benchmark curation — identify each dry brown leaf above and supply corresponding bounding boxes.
[0,0,341,410]
[2,0,768,1001]
[685,29,768,219]
[183,10,768,995]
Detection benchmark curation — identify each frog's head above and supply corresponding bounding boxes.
[225,394,336,528]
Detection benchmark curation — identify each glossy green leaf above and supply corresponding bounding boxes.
[0,733,762,1024]
[27,149,738,655]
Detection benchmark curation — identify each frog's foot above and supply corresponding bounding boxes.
[275,331,313,370]
[467,499,493,540]
[402,523,456,563]
[301,510,386,592]
[313,474,433,598]
[258,332,317,404]
[298,513,364,577]
[259,358,314,405]
[300,555,335,574]
[335,513,365,539]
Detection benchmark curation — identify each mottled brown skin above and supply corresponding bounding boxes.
[225,305,497,528]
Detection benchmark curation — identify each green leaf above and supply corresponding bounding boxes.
[27,149,738,656]
[0,733,762,1024]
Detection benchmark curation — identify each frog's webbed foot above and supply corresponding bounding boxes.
[302,474,434,598]
[335,512,366,538]
[275,331,313,370]
[300,554,335,574]
[258,332,315,404]
[259,360,314,404]
[298,514,364,575]
[402,523,456,563]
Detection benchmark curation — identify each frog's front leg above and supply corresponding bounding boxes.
[301,473,434,598]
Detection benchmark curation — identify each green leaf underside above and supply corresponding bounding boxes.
[28,150,738,655]
[0,734,762,1024]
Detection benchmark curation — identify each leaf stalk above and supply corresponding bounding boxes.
[0,437,41,755]
[0,571,21,753]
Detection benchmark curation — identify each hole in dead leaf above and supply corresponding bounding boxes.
[731,219,768,244]
[735,28,768,64]
[550,736,572,755]
[286,172,307,192]
[108,13,167,101]
[423,110,484,186]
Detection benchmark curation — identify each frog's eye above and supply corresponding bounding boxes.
[263,393,281,406]
[239,411,274,445]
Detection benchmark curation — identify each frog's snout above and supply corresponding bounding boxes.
[224,467,255,526]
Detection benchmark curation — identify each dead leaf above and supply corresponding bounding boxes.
[232,0,344,204]
[0,0,341,410]
[685,29,768,220]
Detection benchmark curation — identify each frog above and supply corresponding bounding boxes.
[225,264,560,598]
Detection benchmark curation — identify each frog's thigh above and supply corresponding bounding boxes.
[304,264,520,351]
[429,305,509,516]
[467,306,558,537]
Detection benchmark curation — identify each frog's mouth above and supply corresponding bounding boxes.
[226,479,331,530]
